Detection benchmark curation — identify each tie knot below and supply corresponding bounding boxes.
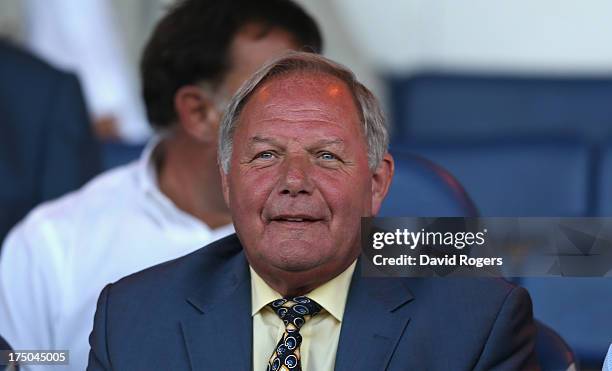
[267,296,322,331]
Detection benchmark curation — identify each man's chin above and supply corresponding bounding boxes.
[271,255,325,273]
[251,238,332,273]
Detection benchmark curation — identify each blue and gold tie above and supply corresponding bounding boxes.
[266,296,322,371]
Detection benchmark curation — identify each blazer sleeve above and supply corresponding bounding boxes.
[40,72,101,201]
[87,284,113,371]
[474,286,540,371]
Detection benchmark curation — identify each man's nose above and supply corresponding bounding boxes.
[278,155,314,197]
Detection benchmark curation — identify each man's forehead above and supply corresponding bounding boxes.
[242,72,359,122]
[255,72,350,100]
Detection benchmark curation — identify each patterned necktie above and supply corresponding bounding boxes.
[266,296,323,371]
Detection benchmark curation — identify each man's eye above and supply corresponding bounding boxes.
[319,152,337,161]
[255,151,275,160]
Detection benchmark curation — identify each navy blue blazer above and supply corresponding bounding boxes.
[0,40,101,243]
[88,234,538,370]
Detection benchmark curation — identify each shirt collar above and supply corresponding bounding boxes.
[134,134,234,235]
[250,260,357,322]
[136,134,164,195]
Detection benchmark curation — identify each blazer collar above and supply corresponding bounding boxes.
[181,235,253,371]
[335,261,415,371]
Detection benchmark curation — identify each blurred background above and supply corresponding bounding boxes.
[1,0,611,369]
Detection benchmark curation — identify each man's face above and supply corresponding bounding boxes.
[222,72,389,289]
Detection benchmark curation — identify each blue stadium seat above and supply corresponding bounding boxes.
[388,73,612,143]
[597,144,612,216]
[400,139,592,216]
[379,151,478,217]
[529,143,612,367]
[535,321,576,371]
[522,277,612,369]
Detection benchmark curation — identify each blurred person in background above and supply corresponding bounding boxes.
[0,1,322,370]
[0,39,101,245]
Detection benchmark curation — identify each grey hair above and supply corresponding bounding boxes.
[218,51,389,173]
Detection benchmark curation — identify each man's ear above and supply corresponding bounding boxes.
[371,153,394,215]
[220,164,231,208]
[174,85,220,142]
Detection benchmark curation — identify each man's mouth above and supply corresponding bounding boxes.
[270,214,323,224]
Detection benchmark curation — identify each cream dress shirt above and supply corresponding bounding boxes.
[251,261,356,371]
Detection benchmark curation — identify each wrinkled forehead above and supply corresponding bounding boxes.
[238,71,363,129]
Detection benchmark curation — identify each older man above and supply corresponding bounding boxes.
[87,53,538,370]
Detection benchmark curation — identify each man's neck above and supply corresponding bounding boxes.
[250,254,360,298]
[156,135,231,229]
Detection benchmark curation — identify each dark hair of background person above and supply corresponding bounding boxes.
[141,0,323,129]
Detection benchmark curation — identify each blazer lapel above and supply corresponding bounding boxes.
[335,263,415,371]
[180,252,252,371]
